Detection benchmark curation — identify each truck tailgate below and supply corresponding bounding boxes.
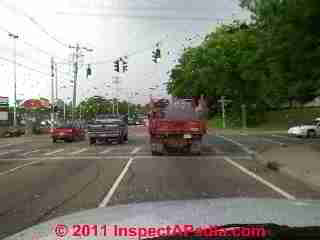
[151,120,203,134]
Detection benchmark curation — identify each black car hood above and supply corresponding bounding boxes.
[4,198,320,239]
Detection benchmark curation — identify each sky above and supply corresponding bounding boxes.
[0,0,250,105]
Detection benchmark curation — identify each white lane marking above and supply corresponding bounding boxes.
[240,133,248,136]
[223,156,296,200]
[257,137,286,146]
[130,146,141,155]
[21,149,41,156]
[0,149,23,155]
[44,148,65,156]
[0,159,45,177]
[0,143,13,148]
[100,148,113,154]
[69,148,88,155]
[217,135,255,155]
[272,134,299,141]
[0,155,254,161]
[99,157,134,207]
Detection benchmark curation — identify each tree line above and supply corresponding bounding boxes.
[167,0,320,126]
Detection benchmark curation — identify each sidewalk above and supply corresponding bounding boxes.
[260,144,320,190]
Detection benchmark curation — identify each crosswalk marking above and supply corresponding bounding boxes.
[0,149,23,156]
[44,149,65,156]
[100,148,113,154]
[69,148,88,155]
[21,149,41,156]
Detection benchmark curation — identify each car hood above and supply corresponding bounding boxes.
[4,198,320,240]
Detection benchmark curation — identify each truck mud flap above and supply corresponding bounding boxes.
[190,140,201,155]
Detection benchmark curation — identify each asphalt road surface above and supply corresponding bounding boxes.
[1,127,320,238]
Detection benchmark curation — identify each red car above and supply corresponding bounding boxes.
[52,122,86,143]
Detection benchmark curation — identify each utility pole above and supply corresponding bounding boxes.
[218,96,232,129]
[50,57,55,130]
[9,33,19,127]
[55,63,58,101]
[241,104,247,130]
[71,44,79,121]
[112,76,120,115]
[63,101,66,121]
[69,43,93,121]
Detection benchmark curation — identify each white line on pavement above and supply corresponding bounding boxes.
[0,143,13,148]
[258,137,286,146]
[0,149,23,156]
[21,149,41,156]
[217,135,255,155]
[223,156,296,200]
[100,148,113,154]
[44,149,65,156]
[69,148,88,155]
[0,159,44,177]
[272,134,299,141]
[99,157,134,207]
[130,146,141,155]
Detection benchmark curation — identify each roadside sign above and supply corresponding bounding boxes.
[0,112,8,121]
[0,97,9,122]
[0,96,9,107]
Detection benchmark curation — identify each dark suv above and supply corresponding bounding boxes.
[87,114,128,144]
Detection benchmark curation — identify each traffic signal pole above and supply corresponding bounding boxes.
[69,44,93,121]
[72,44,79,121]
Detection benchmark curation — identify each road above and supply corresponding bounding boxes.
[1,127,320,238]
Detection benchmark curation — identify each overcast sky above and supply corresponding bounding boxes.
[0,0,250,105]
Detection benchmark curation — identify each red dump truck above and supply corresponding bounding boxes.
[148,97,207,155]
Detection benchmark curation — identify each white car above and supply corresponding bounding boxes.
[288,118,320,138]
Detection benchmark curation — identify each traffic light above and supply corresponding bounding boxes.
[152,50,157,63]
[86,64,92,78]
[122,60,128,72]
[113,60,120,72]
[156,48,161,59]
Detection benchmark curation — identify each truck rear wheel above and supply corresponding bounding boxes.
[151,142,164,155]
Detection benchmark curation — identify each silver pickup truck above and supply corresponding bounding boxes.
[87,115,128,144]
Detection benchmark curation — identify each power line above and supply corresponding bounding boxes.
[56,11,230,22]
[0,55,73,81]
[0,24,67,61]
[0,1,69,48]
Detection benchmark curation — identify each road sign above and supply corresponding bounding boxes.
[0,96,9,106]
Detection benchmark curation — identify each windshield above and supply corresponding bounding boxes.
[1,0,320,239]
